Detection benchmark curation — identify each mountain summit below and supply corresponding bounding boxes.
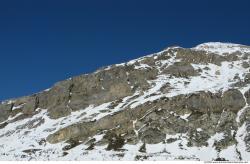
[1,42,250,161]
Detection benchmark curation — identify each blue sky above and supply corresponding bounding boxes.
[0,0,250,101]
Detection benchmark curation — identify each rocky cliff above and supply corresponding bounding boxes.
[1,42,250,161]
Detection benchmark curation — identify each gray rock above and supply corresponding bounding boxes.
[222,89,245,112]
[185,91,222,113]
[0,103,13,122]
[245,89,250,105]
[163,62,199,77]
[13,96,39,115]
[244,73,250,83]
[242,61,250,68]
[139,127,166,144]
[175,48,225,65]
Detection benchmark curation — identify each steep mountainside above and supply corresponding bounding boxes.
[1,42,250,161]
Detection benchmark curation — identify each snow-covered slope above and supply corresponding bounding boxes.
[0,42,250,161]
[193,42,250,56]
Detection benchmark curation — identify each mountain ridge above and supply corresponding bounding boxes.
[0,42,250,161]
[1,42,249,103]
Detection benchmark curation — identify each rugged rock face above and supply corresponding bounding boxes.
[0,42,250,161]
[163,62,199,77]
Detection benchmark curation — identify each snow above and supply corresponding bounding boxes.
[0,103,249,161]
[220,145,239,161]
[167,60,247,97]
[12,104,25,111]
[236,85,250,123]
[134,63,151,70]
[193,42,250,56]
[161,133,221,161]
[197,128,202,132]
[100,46,179,73]
[236,122,249,160]
[6,112,23,123]
[44,88,51,92]
[179,113,191,121]
[207,133,224,145]
[1,100,15,105]
[146,143,166,154]
[132,119,139,137]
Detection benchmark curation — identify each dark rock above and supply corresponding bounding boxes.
[185,91,222,113]
[242,61,250,68]
[62,138,81,151]
[166,138,178,143]
[187,130,210,147]
[139,127,166,144]
[245,89,250,105]
[62,152,68,156]
[0,122,8,129]
[222,89,245,112]
[139,143,146,153]
[85,143,95,150]
[38,139,46,146]
[214,157,228,161]
[22,149,42,155]
[104,132,125,151]
[135,155,148,161]
[244,73,250,83]
[163,62,199,77]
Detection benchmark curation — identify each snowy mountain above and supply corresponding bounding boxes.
[1,42,250,161]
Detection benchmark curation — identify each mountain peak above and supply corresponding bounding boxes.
[193,42,250,55]
[0,43,250,161]
[195,42,243,47]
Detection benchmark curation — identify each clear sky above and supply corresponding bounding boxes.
[0,0,250,101]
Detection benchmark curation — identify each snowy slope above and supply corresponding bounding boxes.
[0,42,250,161]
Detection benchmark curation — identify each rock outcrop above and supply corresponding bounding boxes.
[0,42,250,161]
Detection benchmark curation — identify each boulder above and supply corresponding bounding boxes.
[185,92,222,113]
[242,61,250,68]
[139,127,166,144]
[163,62,199,77]
[47,105,71,119]
[222,89,245,112]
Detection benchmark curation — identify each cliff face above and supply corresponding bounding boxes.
[1,42,250,161]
